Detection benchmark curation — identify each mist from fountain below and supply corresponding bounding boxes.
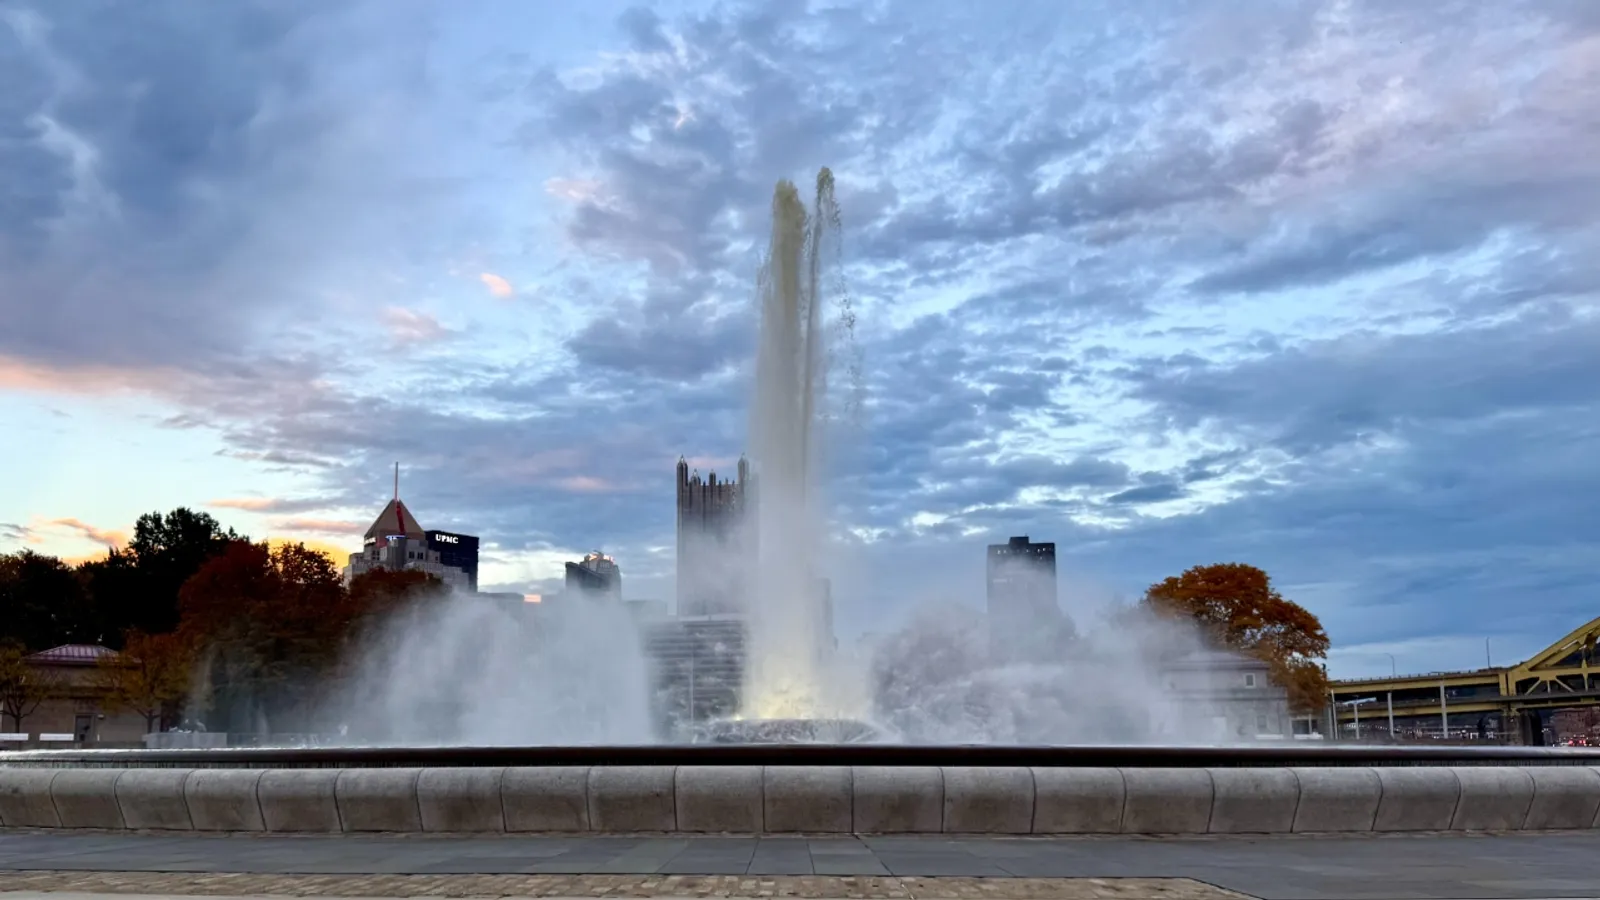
[312,591,654,746]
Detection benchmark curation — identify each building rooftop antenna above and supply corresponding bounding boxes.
[394,461,399,501]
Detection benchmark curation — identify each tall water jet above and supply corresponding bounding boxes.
[744,169,842,719]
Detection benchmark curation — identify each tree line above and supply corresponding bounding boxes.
[0,508,447,733]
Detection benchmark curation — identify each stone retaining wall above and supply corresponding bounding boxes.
[2,765,1597,834]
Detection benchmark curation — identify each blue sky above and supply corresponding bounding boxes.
[2,0,1597,679]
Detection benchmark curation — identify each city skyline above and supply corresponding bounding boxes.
[3,1,1598,681]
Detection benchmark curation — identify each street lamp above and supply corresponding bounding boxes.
[1381,655,1397,739]
[1343,697,1377,741]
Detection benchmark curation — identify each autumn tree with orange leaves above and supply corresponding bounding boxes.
[1143,562,1330,713]
[178,541,346,730]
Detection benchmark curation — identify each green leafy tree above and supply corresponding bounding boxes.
[0,550,99,650]
[1143,562,1331,713]
[122,508,239,637]
[74,549,142,648]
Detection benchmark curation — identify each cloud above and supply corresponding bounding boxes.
[381,308,452,346]
[0,357,177,396]
[556,476,621,494]
[0,0,458,382]
[1106,483,1186,506]
[1124,310,1600,455]
[208,497,335,515]
[270,518,368,537]
[0,522,39,546]
[4,0,1599,681]
[479,273,514,298]
[46,517,127,548]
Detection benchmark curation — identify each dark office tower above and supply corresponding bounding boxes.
[426,531,480,591]
[675,455,750,617]
[986,535,1060,662]
[565,551,622,599]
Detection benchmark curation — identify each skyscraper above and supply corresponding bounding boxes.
[427,531,480,591]
[675,455,750,617]
[985,535,1059,662]
[341,464,473,591]
[565,551,622,598]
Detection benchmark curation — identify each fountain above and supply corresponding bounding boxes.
[743,169,845,721]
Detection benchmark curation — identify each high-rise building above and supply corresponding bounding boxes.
[985,535,1059,662]
[427,531,480,591]
[565,551,622,598]
[675,456,750,617]
[342,466,472,591]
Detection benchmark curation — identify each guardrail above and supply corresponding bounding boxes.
[5,743,1600,769]
[1,763,1597,835]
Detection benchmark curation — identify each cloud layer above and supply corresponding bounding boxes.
[3,0,1598,676]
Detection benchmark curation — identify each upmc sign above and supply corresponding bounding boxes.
[427,531,476,550]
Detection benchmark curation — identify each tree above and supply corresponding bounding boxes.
[75,549,142,649]
[345,568,446,635]
[177,541,345,731]
[123,508,239,636]
[1143,562,1330,713]
[93,630,194,733]
[0,644,62,732]
[0,550,99,650]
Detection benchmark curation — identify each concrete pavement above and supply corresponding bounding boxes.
[0,830,1597,899]
[0,884,1240,900]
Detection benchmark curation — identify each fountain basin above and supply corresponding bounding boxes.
[1,745,1598,835]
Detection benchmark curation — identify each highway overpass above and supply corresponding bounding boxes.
[1329,614,1600,743]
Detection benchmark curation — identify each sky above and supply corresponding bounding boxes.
[2,0,1597,680]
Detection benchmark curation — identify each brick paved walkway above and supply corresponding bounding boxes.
[3,831,1599,899]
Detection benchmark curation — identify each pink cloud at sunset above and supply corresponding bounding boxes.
[381,307,451,345]
[479,273,514,298]
[45,517,128,548]
[0,357,174,397]
[272,517,367,536]
[557,475,618,493]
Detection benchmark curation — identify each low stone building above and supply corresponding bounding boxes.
[1159,651,1294,741]
[1,645,149,747]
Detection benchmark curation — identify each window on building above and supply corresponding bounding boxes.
[1256,713,1269,733]
[1244,673,1257,688]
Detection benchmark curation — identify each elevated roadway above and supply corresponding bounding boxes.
[1331,615,1600,740]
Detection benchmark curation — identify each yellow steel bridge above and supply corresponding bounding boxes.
[1330,615,1600,741]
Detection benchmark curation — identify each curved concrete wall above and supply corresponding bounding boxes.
[0,765,1597,835]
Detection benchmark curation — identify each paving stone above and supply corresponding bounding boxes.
[0,829,1596,899]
